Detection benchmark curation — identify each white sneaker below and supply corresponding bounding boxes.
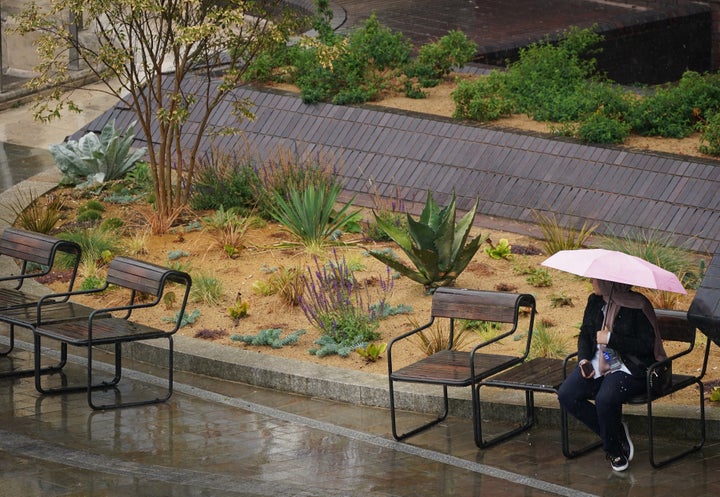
[621,421,634,462]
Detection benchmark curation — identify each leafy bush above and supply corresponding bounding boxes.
[699,112,720,156]
[451,74,514,121]
[293,13,411,104]
[576,112,631,144]
[368,191,485,291]
[49,120,147,187]
[502,26,605,122]
[405,30,477,88]
[629,71,720,138]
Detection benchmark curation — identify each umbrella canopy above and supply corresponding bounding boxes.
[541,248,686,294]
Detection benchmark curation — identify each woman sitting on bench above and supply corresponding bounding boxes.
[558,278,663,472]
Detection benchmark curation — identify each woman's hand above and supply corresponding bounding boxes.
[579,359,595,378]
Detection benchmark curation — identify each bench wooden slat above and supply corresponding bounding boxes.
[35,317,169,346]
[392,350,522,386]
[431,288,531,322]
[0,301,97,325]
[106,256,170,296]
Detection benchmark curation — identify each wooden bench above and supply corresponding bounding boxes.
[387,288,536,447]
[0,227,82,377]
[0,256,192,409]
[478,308,710,468]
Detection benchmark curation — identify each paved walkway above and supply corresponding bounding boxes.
[1,336,719,497]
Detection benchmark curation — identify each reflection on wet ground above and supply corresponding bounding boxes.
[0,142,55,194]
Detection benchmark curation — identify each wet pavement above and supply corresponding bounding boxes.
[2,2,720,495]
[2,334,720,497]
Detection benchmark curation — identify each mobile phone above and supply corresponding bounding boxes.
[581,362,594,376]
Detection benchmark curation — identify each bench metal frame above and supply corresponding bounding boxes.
[2,256,191,409]
[387,288,536,447]
[478,308,709,468]
[0,228,81,377]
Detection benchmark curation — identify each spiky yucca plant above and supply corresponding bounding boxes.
[368,191,484,291]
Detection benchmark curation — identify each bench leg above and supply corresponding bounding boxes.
[87,337,175,410]
[0,323,15,356]
[33,335,119,395]
[474,385,535,448]
[0,325,67,379]
[389,379,449,441]
[560,406,603,458]
[648,379,706,468]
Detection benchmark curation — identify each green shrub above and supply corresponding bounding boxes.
[629,71,720,138]
[576,113,631,144]
[191,149,260,213]
[76,209,103,223]
[406,30,477,88]
[254,150,338,220]
[300,252,395,352]
[100,217,125,231]
[293,13,411,104]
[57,226,121,268]
[502,26,604,121]
[526,268,552,287]
[699,112,720,156]
[451,74,514,121]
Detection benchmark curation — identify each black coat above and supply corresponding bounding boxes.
[577,293,656,377]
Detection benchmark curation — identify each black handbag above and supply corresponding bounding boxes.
[649,362,672,397]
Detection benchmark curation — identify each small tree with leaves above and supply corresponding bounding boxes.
[14,0,301,232]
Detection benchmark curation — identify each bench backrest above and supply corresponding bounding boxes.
[106,256,191,297]
[655,308,695,344]
[0,227,80,267]
[431,287,535,323]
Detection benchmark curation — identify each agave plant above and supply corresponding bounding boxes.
[368,191,484,291]
[49,119,147,188]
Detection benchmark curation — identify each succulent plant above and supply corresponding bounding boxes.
[368,190,484,291]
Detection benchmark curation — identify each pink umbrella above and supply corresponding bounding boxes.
[541,248,686,294]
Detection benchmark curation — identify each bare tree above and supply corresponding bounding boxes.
[14,0,301,232]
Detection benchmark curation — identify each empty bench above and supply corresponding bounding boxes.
[387,287,536,447]
[0,256,192,409]
[477,308,710,468]
[0,227,82,377]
